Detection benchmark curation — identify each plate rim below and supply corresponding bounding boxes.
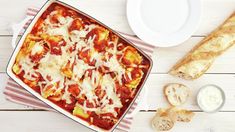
[126,0,201,47]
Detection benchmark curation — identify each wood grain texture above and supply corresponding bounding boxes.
[0,0,235,132]
[0,0,234,35]
[131,111,235,132]
[0,36,13,72]
[0,111,234,132]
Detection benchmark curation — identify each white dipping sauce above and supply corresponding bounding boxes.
[197,85,224,112]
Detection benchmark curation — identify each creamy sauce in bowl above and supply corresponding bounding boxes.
[197,85,225,113]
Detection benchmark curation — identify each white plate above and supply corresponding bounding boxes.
[126,0,201,47]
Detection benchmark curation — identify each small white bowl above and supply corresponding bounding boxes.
[197,84,226,113]
[126,0,201,47]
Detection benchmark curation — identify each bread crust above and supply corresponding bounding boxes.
[167,107,195,122]
[169,12,235,80]
[164,83,190,106]
[151,108,175,131]
[151,108,195,131]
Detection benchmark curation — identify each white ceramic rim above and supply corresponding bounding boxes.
[126,0,201,47]
[196,84,226,113]
[7,0,151,131]
[11,15,149,119]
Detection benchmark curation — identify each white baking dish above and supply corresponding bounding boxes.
[6,0,153,131]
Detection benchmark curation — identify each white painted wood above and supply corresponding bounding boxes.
[0,0,235,132]
[0,0,45,35]
[0,111,234,132]
[0,0,134,35]
[0,37,13,73]
[0,0,234,36]
[196,0,235,36]
[0,111,93,132]
[1,73,235,111]
[131,112,235,132]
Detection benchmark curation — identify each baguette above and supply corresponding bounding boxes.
[169,12,235,80]
[164,83,190,106]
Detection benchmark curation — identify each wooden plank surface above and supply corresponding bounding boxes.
[0,111,234,132]
[131,112,235,132]
[0,0,234,36]
[0,0,235,132]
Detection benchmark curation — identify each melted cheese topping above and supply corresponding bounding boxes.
[99,74,122,116]
[46,16,73,41]
[104,56,125,84]
[31,42,44,55]
[72,59,94,81]
[14,9,145,118]
[19,56,37,81]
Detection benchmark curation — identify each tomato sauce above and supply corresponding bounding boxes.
[12,2,151,131]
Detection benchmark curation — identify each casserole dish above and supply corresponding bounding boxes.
[6,0,152,131]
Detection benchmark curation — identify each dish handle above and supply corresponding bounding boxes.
[11,16,34,48]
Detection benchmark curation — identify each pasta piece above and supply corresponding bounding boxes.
[121,46,142,65]
[87,27,109,52]
[73,105,90,119]
[42,82,62,99]
[12,64,21,75]
[69,18,83,32]
[125,68,143,89]
[61,61,73,78]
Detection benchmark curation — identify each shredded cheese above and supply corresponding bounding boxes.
[104,56,125,84]
[31,42,44,55]
[15,9,145,119]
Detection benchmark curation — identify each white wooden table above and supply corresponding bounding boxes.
[0,0,235,131]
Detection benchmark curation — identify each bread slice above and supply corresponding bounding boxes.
[174,109,195,122]
[151,115,174,131]
[151,108,195,131]
[167,107,195,122]
[151,108,175,131]
[164,83,190,106]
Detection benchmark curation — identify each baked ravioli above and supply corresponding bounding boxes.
[12,3,150,130]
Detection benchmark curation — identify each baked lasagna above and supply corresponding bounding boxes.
[12,3,150,130]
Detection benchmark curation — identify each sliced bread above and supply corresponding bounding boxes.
[151,108,175,131]
[164,83,190,106]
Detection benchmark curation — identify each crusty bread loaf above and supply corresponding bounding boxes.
[164,83,190,106]
[169,12,235,80]
[151,108,175,131]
